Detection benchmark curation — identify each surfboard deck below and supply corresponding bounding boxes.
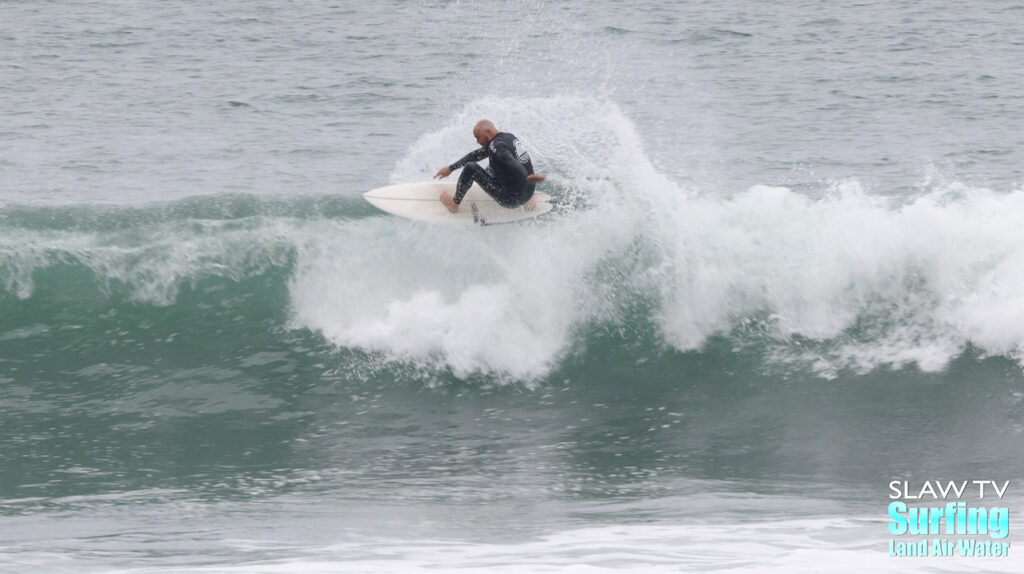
[363,182,553,226]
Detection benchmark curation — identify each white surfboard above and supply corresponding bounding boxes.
[363,182,553,226]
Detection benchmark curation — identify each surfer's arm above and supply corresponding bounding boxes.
[448,148,488,172]
[435,148,487,179]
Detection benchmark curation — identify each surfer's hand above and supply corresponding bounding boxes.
[439,191,459,213]
[526,173,546,183]
[434,166,452,179]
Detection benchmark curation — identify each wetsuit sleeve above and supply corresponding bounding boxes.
[448,148,487,171]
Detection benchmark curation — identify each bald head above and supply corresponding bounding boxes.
[473,119,499,147]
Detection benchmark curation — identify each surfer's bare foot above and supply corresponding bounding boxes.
[440,191,459,213]
[524,196,536,211]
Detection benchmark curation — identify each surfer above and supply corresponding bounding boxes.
[434,119,546,213]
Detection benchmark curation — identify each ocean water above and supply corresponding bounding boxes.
[2,0,1024,572]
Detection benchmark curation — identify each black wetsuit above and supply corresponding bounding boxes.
[448,132,536,208]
